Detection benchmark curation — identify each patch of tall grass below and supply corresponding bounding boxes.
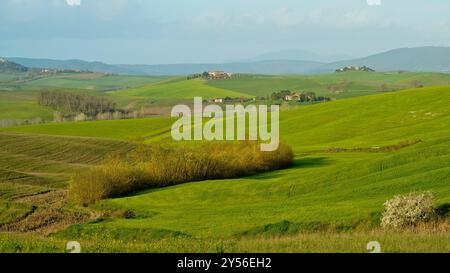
[2,226,450,253]
[69,142,293,206]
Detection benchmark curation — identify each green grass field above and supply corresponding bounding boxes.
[108,78,252,105]
[2,71,450,122]
[208,72,450,98]
[1,72,169,92]
[2,118,175,142]
[46,86,450,238]
[0,91,53,120]
[1,68,450,252]
[1,85,449,252]
[0,72,172,121]
[1,231,449,253]
[0,132,135,230]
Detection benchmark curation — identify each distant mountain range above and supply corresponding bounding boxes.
[7,57,141,75]
[5,47,450,75]
[116,60,324,76]
[318,47,450,73]
[243,49,354,63]
[0,58,28,73]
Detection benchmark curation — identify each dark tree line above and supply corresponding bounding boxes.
[187,74,203,80]
[271,90,331,102]
[271,90,292,100]
[38,91,119,117]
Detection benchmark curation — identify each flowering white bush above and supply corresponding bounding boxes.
[381,191,436,228]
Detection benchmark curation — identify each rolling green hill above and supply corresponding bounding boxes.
[207,72,450,98]
[0,132,135,230]
[0,91,53,121]
[111,78,252,102]
[2,71,450,124]
[1,84,449,252]
[2,117,175,141]
[2,86,449,233]
[0,72,172,123]
[45,86,450,242]
[21,73,169,91]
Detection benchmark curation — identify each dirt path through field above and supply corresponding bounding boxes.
[0,190,94,235]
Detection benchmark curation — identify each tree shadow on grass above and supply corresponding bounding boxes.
[130,157,333,196]
[437,203,450,217]
[292,157,332,169]
[251,157,332,180]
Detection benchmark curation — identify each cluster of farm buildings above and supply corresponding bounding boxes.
[203,71,233,80]
[336,65,375,72]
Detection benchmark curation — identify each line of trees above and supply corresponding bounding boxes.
[270,90,331,102]
[271,90,292,100]
[38,91,119,118]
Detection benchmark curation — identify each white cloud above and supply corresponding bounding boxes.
[66,0,81,6]
[367,0,382,6]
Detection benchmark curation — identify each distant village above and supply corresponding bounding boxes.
[336,65,375,72]
[189,71,334,104]
[187,71,233,80]
[208,90,332,105]
[37,68,92,75]
[273,90,332,103]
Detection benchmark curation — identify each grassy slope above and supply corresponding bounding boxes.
[19,73,169,91]
[1,231,449,253]
[2,118,175,142]
[0,91,53,120]
[110,78,252,103]
[80,86,450,238]
[2,72,450,122]
[0,132,135,226]
[0,72,171,121]
[207,72,450,98]
[4,86,450,243]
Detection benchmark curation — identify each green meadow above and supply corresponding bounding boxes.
[108,78,252,107]
[3,118,175,141]
[6,72,169,92]
[207,72,450,98]
[2,71,450,119]
[0,91,53,120]
[0,72,172,120]
[0,70,449,253]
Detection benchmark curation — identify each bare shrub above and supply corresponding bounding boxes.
[69,155,140,206]
[381,191,437,229]
[70,142,293,206]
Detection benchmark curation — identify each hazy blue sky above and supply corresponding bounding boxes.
[1,0,449,64]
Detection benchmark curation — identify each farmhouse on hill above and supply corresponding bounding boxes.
[203,71,233,80]
[284,93,302,101]
[284,92,318,102]
[280,91,331,103]
[211,98,224,103]
[336,65,375,72]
